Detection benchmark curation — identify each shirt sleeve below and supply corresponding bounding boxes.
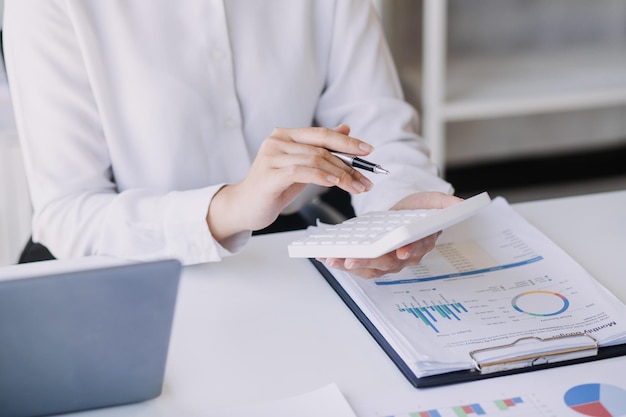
[315,0,454,214]
[3,0,248,265]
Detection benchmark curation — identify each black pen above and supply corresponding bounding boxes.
[329,151,390,175]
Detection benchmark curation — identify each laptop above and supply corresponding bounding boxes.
[0,257,182,417]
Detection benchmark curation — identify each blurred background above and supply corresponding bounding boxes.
[374,0,626,201]
[1,0,625,265]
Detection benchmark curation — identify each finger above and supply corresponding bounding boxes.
[328,256,415,279]
[266,161,372,194]
[395,233,438,260]
[344,234,437,270]
[263,148,374,194]
[392,192,464,211]
[319,257,387,279]
[319,235,437,278]
[344,253,405,273]
[332,124,351,136]
[336,264,390,279]
[322,253,403,275]
[262,131,371,181]
[272,126,374,156]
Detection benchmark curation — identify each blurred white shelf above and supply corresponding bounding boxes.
[415,0,626,171]
[445,43,626,121]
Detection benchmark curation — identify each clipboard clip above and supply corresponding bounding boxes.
[469,333,599,374]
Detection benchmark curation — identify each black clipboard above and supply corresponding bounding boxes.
[310,259,626,388]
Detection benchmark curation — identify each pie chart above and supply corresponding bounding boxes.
[564,383,626,417]
[511,290,569,316]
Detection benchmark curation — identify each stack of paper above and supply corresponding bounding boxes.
[319,198,626,386]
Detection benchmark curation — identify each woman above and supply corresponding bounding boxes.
[4,0,459,278]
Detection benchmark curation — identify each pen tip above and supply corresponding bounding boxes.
[375,166,390,175]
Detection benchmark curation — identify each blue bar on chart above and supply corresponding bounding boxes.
[452,403,486,416]
[414,411,442,417]
[494,397,523,410]
[398,302,468,333]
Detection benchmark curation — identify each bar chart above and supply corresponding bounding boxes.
[380,395,540,417]
[397,301,469,334]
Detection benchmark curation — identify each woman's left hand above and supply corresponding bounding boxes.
[317,191,463,279]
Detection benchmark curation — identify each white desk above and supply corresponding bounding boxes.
[66,190,626,416]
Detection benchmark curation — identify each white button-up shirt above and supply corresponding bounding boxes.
[4,0,452,265]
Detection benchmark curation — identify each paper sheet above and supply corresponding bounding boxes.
[204,383,357,417]
[330,197,626,377]
[352,355,626,417]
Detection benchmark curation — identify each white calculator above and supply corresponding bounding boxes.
[288,192,491,259]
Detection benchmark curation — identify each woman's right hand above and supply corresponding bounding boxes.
[206,125,374,242]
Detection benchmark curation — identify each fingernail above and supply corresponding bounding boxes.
[360,176,373,190]
[327,175,340,185]
[359,142,374,153]
[345,259,360,269]
[352,180,366,192]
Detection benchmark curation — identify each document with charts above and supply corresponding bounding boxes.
[313,197,626,387]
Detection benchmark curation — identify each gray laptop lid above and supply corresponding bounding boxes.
[0,258,181,417]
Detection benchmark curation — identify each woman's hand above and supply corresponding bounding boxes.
[206,125,374,241]
[318,191,463,279]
